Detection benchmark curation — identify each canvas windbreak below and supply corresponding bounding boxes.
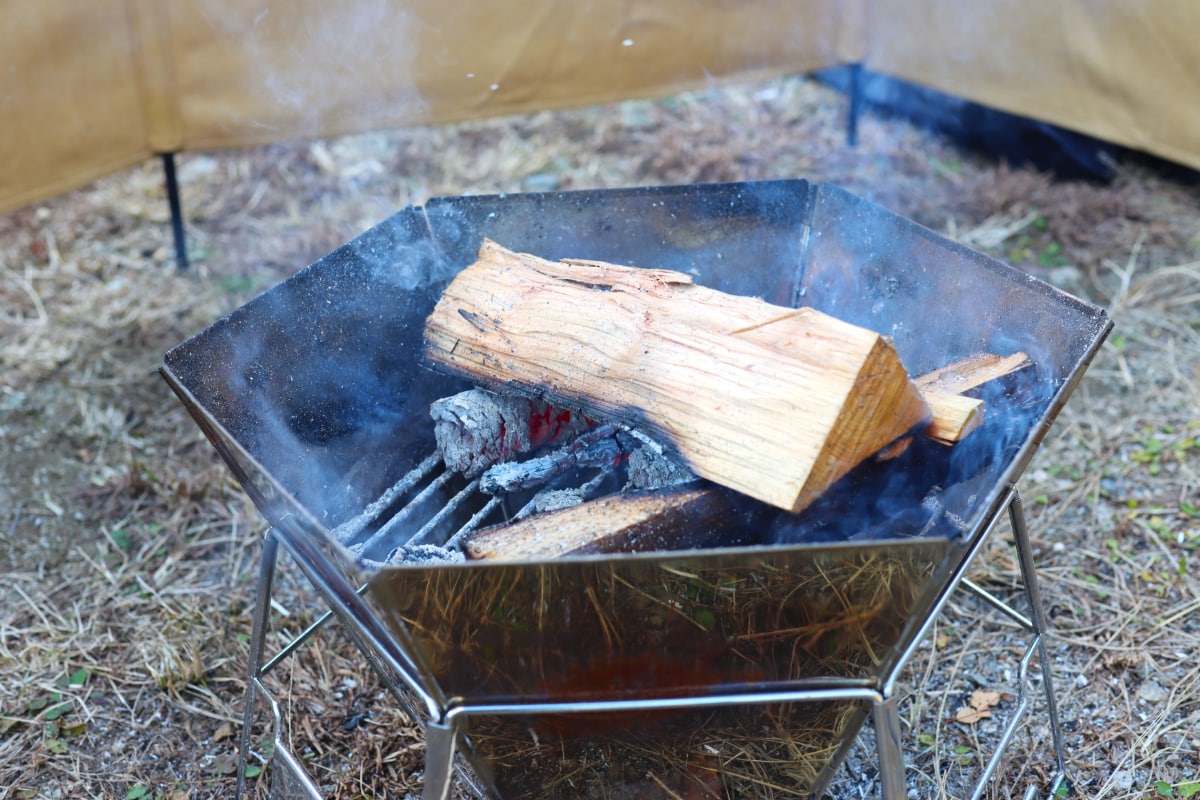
[2,1,1196,213]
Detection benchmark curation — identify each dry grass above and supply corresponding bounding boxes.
[2,74,1198,799]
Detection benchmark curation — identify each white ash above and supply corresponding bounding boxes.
[529,488,586,513]
[431,388,588,478]
[382,543,463,566]
[510,468,613,524]
[479,425,622,494]
[624,443,693,490]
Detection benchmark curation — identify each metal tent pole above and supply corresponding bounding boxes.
[846,63,864,147]
[161,152,189,269]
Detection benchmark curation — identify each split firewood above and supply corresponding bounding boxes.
[462,486,742,561]
[914,352,1031,446]
[915,352,1032,395]
[919,392,984,446]
[455,349,1032,561]
[878,353,1032,455]
[424,240,931,514]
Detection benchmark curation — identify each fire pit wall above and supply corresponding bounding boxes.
[161,180,1110,798]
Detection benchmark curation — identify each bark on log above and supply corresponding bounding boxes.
[424,240,931,513]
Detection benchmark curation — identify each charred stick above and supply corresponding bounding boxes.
[510,465,616,523]
[479,424,624,495]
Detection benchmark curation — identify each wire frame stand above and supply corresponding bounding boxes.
[234,488,1068,800]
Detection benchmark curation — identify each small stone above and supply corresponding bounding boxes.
[1138,680,1169,704]
[1074,673,1088,688]
[1111,770,1134,792]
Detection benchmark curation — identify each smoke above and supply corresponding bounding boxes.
[768,365,1056,545]
[765,183,1108,544]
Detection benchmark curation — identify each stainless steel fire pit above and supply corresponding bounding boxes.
[160,180,1110,799]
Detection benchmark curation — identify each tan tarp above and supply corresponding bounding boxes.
[2,1,1197,214]
[864,1,1200,172]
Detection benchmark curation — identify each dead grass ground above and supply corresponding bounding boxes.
[1,75,1198,799]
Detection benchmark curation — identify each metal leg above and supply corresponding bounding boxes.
[237,529,281,799]
[873,694,907,800]
[422,719,459,800]
[872,490,1070,800]
[161,152,189,269]
[1007,493,1069,783]
[846,62,864,147]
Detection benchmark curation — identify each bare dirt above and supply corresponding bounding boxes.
[2,75,1198,799]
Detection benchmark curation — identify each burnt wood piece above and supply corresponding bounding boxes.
[424,240,931,514]
[432,388,592,477]
[463,486,741,560]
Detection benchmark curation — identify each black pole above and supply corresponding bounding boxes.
[846,62,863,148]
[161,152,189,269]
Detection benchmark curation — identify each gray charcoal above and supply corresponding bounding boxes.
[431,389,589,477]
[624,442,694,490]
[479,425,621,494]
[384,543,464,566]
[530,488,585,513]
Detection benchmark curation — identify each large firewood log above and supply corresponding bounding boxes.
[424,240,932,513]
